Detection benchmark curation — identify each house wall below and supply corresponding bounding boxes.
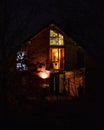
[27,28,50,65]
[65,44,78,71]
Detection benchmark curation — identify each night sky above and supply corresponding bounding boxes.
[1,0,104,65]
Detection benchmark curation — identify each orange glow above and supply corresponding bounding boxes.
[50,48,64,69]
[55,52,58,57]
[38,70,50,79]
[40,72,48,79]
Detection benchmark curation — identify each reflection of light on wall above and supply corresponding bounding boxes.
[65,71,84,96]
[36,65,50,79]
[37,66,46,72]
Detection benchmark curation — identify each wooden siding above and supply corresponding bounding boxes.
[27,28,50,65]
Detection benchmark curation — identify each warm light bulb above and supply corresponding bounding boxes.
[37,70,50,79]
[41,72,47,79]
[55,52,58,57]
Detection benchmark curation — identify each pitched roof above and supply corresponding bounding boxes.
[27,23,76,46]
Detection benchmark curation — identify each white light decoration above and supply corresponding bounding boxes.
[16,51,27,71]
[17,52,25,60]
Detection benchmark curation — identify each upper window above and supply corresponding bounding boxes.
[50,30,64,46]
[16,51,28,71]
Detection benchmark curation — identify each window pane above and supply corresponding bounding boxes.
[50,30,64,46]
[50,30,58,37]
[59,34,64,45]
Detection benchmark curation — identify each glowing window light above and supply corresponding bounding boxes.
[55,52,58,57]
[50,30,64,45]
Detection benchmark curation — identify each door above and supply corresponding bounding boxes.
[50,73,59,95]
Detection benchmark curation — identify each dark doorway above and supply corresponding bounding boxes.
[50,73,59,95]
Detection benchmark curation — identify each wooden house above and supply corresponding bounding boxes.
[11,23,95,97]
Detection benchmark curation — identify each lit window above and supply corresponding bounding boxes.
[50,30,64,46]
[50,48,64,69]
[59,34,64,45]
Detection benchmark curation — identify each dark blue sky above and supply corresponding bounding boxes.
[1,0,104,61]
